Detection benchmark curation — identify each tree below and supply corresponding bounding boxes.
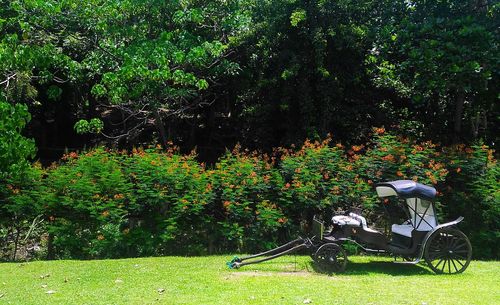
[1,0,251,147]
[0,98,35,181]
[371,0,499,143]
[225,0,399,148]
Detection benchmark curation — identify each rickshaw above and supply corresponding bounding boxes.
[227,180,472,274]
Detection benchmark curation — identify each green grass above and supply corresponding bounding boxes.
[0,255,498,304]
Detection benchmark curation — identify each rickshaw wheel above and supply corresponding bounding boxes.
[314,243,347,273]
[424,227,472,274]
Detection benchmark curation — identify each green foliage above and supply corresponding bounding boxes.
[440,144,499,258]
[74,118,104,134]
[372,0,499,140]
[210,148,285,251]
[290,9,306,27]
[279,138,370,216]
[3,132,497,259]
[0,0,252,142]
[0,98,36,181]
[0,98,39,259]
[122,147,214,255]
[41,149,133,258]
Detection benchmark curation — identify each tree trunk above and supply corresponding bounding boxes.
[153,110,168,148]
[453,90,465,143]
[12,226,21,261]
[471,111,481,139]
[47,233,55,260]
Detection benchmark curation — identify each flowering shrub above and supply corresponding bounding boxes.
[359,130,448,187]
[440,144,499,258]
[0,163,45,260]
[122,147,213,255]
[279,138,372,226]
[41,148,133,258]
[210,148,285,251]
[2,131,498,259]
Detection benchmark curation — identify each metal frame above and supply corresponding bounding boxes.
[404,197,437,230]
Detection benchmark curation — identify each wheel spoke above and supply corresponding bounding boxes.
[429,252,445,260]
[446,235,454,248]
[453,242,468,250]
[452,256,465,267]
[440,259,447,273]
[450,259,459,273]
[452,252,467,260]
[435,258,445,270]
[450,236,463,249]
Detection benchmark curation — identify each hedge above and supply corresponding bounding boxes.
[1,129,498,260]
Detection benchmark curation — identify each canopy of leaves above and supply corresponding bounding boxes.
[0,0,497,159]
[0,98,35,181]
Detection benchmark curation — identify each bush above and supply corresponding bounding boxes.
[2,131,498,259]
[41,149,133,259]
[440,144,499,258]
[0,99,38,261]
[210,147,285,252]
[279,138,372,231]
[122,147,213,256]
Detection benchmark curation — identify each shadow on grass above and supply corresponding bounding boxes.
[308,259,433,276]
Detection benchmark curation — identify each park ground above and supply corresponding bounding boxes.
[0,255,498,305]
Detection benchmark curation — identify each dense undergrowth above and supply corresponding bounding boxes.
[1,129,498,260]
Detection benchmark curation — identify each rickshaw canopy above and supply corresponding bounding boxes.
[375,180,436,201]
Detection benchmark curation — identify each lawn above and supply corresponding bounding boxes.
[0,255,498,305]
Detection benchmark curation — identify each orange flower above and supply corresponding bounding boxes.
[413,145,424,152]
[97,234,105,241]
[456,167,462,173]
[223,201,231,208]
[331,186,340,195]
[250,171,257,177]
[382,154,395,162]
[277,217,287,224]
[396,171,404,177]
[323,173,329,180]
[374,127,385,134]
[352,145,364,152]
[284,183,291,189]
[113,193,124,200]
[101,210,110,217]
[367,179,373,185]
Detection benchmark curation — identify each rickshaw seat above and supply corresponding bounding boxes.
[391,224,413,237]
[392,215,436,237]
